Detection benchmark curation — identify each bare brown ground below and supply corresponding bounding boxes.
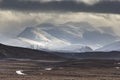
[0,60,120,80]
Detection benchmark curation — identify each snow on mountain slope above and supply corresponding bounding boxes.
[96,41,120,51]
[19,27,68,43]
[36,23,83,44]
[18,27,71,50]
[55,44,93,53]
[18,24,94,52]
[19,37,71,50]
[19,37,93,52]
[1,22,119,53]
[17,22,120,52]
[36,23,118,46]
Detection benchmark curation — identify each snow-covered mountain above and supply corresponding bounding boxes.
[62,22,119,45]
[18,27,71,50]
[16,22,120,52]
[17,23,94,52]
[96,41,120,51]
[0,28,93,53]
[19,23,118,46]
[1,22,119,53]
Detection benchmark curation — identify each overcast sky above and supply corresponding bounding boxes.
[0,0,120,37]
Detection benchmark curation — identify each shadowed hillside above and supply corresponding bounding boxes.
[0,43,64,60]
[1,43,120,60]
[54,51,120,60]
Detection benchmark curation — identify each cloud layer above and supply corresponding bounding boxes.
[0,0,120,14]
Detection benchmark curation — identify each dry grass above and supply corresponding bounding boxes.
[0,60,120,80]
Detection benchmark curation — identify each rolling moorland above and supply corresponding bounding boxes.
[0,43,120,80]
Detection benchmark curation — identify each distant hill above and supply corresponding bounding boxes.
[0,43,64,60]
[54,51,120,60]
[0,43,120,60]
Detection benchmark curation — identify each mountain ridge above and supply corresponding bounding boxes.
[1,43,120,60]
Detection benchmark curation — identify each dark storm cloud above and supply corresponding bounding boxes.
[0,0,120,14]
